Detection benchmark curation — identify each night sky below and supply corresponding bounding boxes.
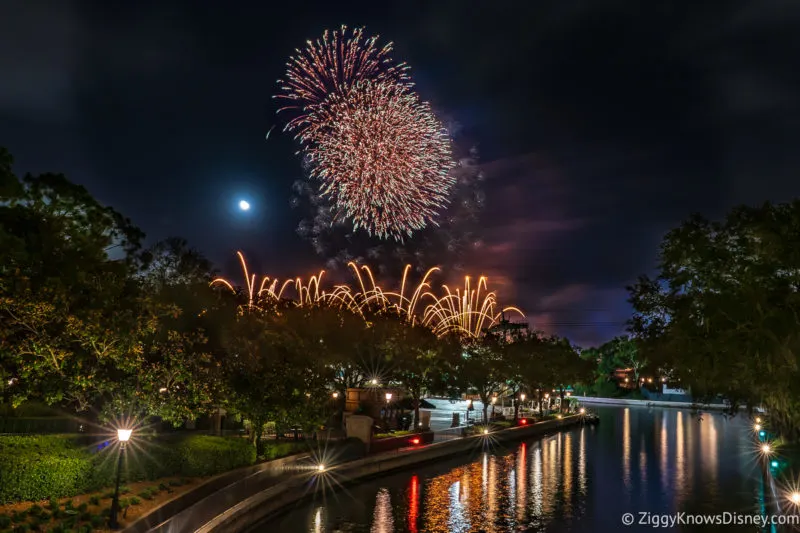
[3,1,800,347]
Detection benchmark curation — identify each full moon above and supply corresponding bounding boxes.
[238,200,251,211]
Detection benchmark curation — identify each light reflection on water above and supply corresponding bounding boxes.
[261,406,766,532]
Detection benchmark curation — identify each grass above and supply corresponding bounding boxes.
[374,430,415,439]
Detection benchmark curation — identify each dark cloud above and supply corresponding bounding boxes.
[0,1,82,121]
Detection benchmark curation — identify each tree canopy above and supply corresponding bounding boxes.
[629,201,800,439]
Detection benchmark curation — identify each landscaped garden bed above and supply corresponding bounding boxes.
[0,477,201,533]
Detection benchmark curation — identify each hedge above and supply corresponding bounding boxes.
[0,434,256,503]
[0,436,90,503]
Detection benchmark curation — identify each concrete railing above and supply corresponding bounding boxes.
[202,415,583,533]
[573,395,738,410]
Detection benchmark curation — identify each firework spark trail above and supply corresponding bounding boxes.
[209,251,361,313]
[302,81,455,240]
[275,26,411,135]
[211,253,523,338]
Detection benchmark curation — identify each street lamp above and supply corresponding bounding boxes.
[332,391,339,399]
[371,378,378,386]
[385,392,393,402]
[520,393,526,402]
[108,428,132,529]
[790,492,800,505]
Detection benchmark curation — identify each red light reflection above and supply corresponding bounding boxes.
[408,474,419,532]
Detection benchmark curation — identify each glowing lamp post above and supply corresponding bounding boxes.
[790,492,800,506]
[332,391,339,399]
[108,428,132,529]
[384,392,392,426]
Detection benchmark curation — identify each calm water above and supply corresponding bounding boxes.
[259,406,773,532]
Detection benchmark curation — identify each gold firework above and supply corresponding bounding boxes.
[211,252,523,337]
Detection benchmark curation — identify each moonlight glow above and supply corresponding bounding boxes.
[239,200,251,211]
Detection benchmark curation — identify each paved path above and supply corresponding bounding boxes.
[126,455,316,533]
[424,398,486,430]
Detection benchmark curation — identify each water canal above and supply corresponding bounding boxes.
[257,406,774,532]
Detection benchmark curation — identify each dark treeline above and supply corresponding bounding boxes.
[0,148,591,439]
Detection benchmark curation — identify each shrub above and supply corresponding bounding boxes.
[0,517,11,529]
[0,434,254,503]
[28,506,42,517]
[0,436,90,503]
[89,516,104,528]
[13,524,29,533]
[88,496,99,506]
[129,496,141,506]
[175,436,256,477]
[258,440,308,461]
[138,490,153,501]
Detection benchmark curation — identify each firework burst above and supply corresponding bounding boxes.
[277,26,456,241]
[212,252,524,338]
[302,81,455,240]
[292,143,486,275]
[275,25,411,135]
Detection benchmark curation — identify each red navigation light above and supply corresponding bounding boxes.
[410,437,421,445]
[519,419,528,425]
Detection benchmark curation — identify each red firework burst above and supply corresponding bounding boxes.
[302,81,455,241]
[275,26,411,135]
